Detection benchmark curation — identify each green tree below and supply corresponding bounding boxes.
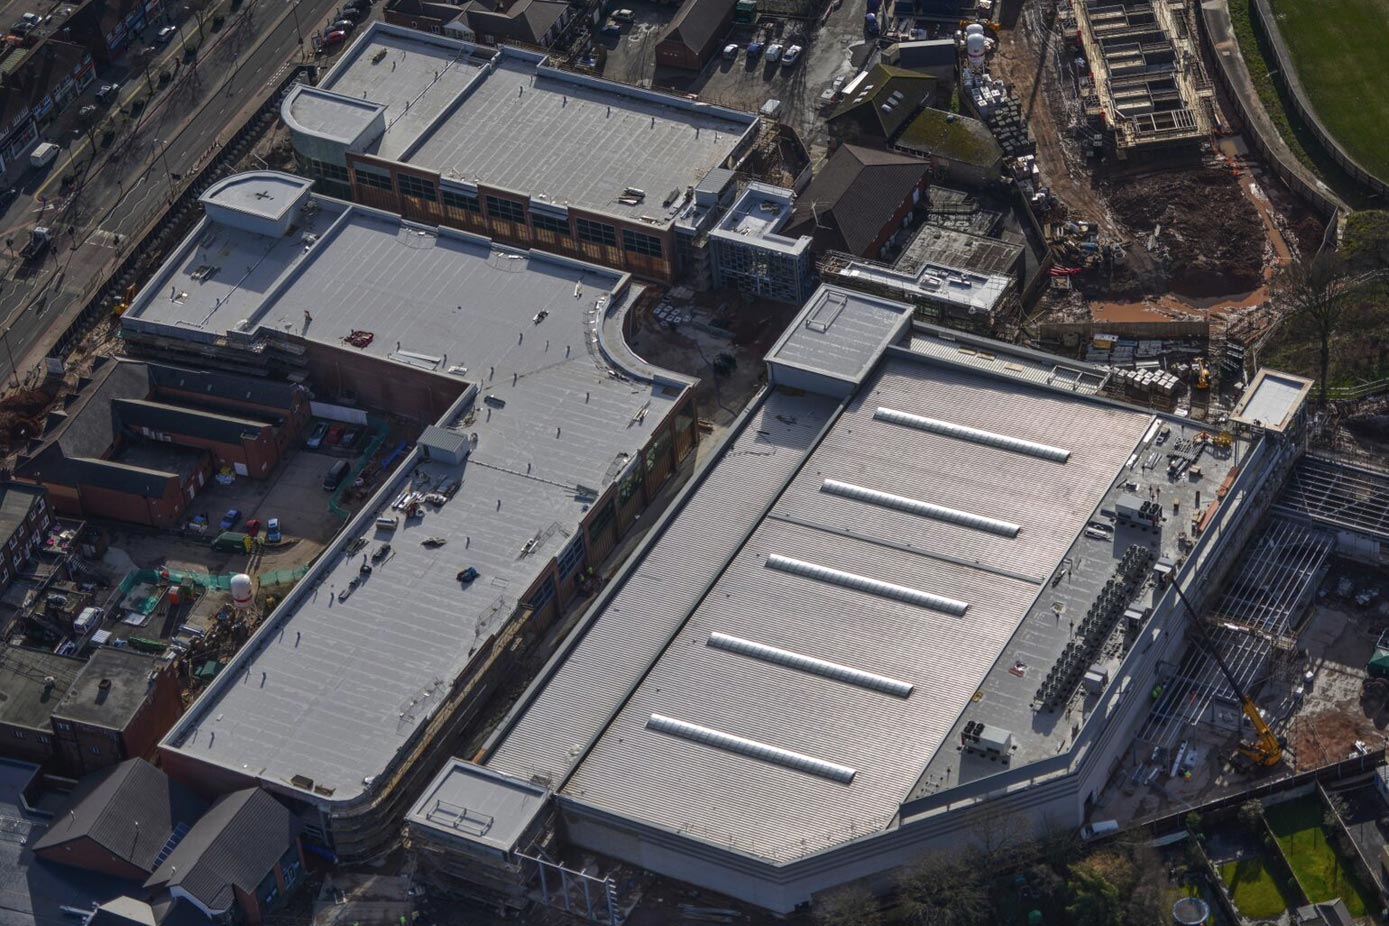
[1066,868,1123,926]
[897,853,990,926]
[811,883,882,926]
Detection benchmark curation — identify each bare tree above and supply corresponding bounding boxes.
[1273,252,1361,406]
[897,852,991,926]
[811,883,883,926]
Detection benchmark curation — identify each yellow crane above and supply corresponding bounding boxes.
[1170,581,1285,770]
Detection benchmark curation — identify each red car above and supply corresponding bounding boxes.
[321,29,348,47]
[244,518,262,537]
[325,424,345,445]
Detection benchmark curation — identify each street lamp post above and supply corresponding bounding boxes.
[1,327,21,389]
[288,0,303,54]
[157,139,177,200]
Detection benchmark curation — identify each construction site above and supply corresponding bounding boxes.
[952,0,1333,418]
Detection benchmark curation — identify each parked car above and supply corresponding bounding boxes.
[335,8,361,23]
[266,518,282,543]
[611,7,634,20]
[746,40,762,57]
[764,42,783,62]
[322,459,350,490]
[306,421,329,448]
[325,424,345,445]
[219,508,242,531]
[245,518,262,537]
[343,0,370,11]
[781,44,803,65]
[330,19,356,33]
[321,28,348,47]
[722,42,738,59]
[599,19,620,34]
[341,427,362,449]
[156,24,177,43]
[95,82,119,103]
[0,188,16,211]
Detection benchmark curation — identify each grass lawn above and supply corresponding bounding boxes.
[1265,798,1377,917]
[1267,0,1389,182]
[1219,855,1298,919]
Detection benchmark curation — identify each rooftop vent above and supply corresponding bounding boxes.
[646,714,856,783]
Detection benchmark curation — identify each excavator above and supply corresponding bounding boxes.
[1169,581,1285,771]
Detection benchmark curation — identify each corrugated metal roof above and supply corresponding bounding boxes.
[554,355,1153,861]
[487,389,839,786]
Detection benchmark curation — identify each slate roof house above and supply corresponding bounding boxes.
[782,144,930,258]
[32,759,207,880]
[144,789,306,925]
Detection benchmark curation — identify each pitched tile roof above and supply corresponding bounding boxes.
[145,790,300,914]
[32,759,207,877]
[784,144,928,256]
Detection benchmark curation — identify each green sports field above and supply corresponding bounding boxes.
[1267,0,1389,182]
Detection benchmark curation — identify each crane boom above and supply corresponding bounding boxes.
[1169,581,1284,768]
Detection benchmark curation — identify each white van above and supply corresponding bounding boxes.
[30,142,60,168]
[1081,819,1120,841]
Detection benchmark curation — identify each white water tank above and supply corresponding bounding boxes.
[231,573,254,609]
[966,31,987,65]
[965,22,985,36]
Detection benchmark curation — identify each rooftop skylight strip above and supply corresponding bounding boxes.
[765,554,969,616]
[646,713,857,783]
[707,632,914,698]
[873,407,1071,463]
[820,479,1021,537]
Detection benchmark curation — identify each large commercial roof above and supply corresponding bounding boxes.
[151,175,692,801]
[485,290,1188,861]
[290,23,758,224]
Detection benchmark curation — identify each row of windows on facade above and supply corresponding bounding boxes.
[352,168,665,257]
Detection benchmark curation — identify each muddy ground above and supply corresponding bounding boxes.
[1085,167,1266,300]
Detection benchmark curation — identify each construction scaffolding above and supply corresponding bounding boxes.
[1274,454,1389,543]
[1070,0,1214,156]
[1139,518,1333,750]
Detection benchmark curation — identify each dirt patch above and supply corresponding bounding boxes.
[0,388,55,447]
[1084,167,1265,300]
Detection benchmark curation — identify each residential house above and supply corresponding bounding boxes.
[144,789,306,925]
[826,64,938,146]
[0,484,51,592]
[782,144,929,259]
[31,758,207,880]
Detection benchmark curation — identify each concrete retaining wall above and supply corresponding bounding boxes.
[1193,0,1345,222]
[1249,0,1389,198]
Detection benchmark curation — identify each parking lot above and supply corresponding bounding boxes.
[595,0,877,158]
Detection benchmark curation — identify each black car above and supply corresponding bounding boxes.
[0,188,16,212]
[335,8,362,23]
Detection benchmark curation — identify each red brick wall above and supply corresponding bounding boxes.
[79,478,185,529]
[120,664,184,763]
[34,835,150,880]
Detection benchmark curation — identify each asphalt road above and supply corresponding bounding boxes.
[0,0,345,387]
